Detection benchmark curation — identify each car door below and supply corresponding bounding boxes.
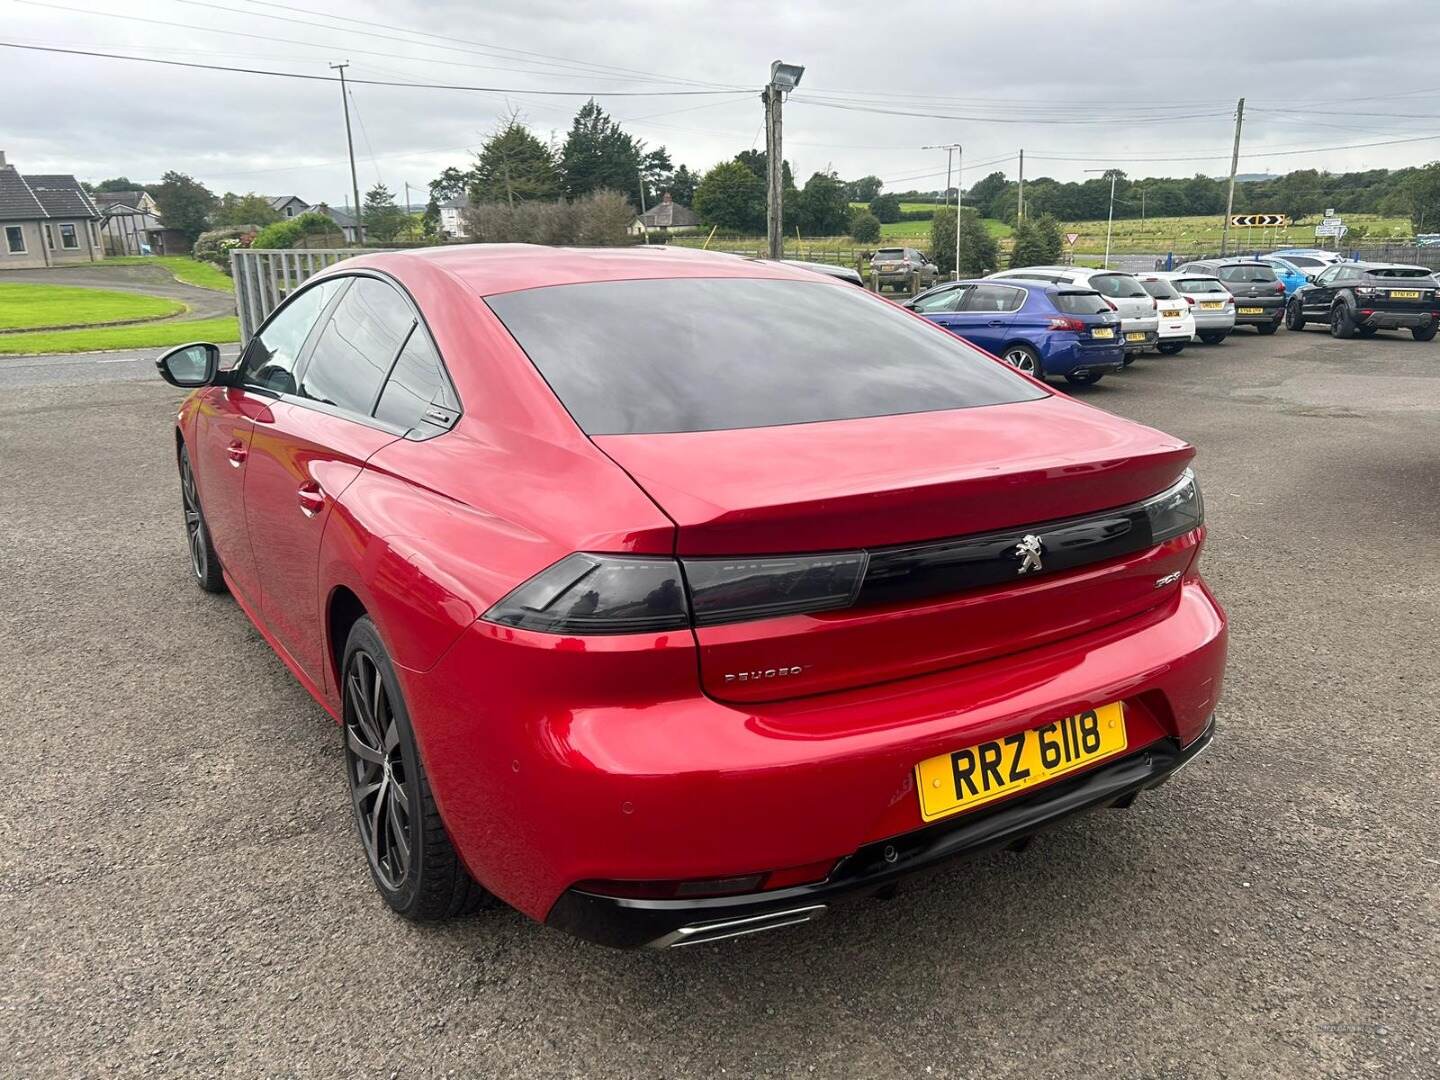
[1304,265,1340,315]
[908,284,969,333]
[948,283,1023,352]
[191,278,343,603]
[242,274,416,684]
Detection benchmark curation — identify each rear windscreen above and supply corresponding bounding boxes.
[486,278,1046,435]
[1054,291,1110,314]
[875,249,905,259]
[1218,264,1278,283]
[1090,273,1149,299]
[1140,279,1180,299]
[1176,277,1228,294]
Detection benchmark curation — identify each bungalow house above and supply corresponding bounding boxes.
[267,195,310,219]
[628,192,701,239]
[0,151,105,267]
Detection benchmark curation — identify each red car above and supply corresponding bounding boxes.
[157,246,1226,949]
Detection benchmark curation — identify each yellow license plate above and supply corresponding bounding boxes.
[1162,309,1182,318]
[1199,301,1224,310]
[915,703,1129,822]
[1238,306,1263,315]
[1091,327,1114,339]
[1125,331,1146,342]
[1391,290,1421,299]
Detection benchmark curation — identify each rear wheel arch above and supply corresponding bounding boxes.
[328,585,370,695]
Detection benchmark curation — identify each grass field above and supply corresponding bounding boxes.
[104,256,233,292]
[0,283,184,332]
[0,315,239,356]
[1059,213,1413,255]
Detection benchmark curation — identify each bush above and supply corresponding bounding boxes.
[193,226,256,272]
[897,208,935,222]
[460,189,635,246]
[252,212,343,250]
[849,210,882,244]
[1009,213,1064,268]
[932,208,998,277]
[869,193,902,223]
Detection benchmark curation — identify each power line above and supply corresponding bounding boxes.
[789,96,1235,127]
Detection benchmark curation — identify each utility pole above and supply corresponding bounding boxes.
[331,62,364,243]
[924,143,963,278]
[763,62,804,260]
[1083,168,1117,268]
[1220,96,1245,256]
[1017,149,1025,221]
[638,167,647,213]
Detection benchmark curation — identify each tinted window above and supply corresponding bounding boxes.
[299,278,415,416]
[1175,278,1228,294]
[239,278,346,394]
[1282,255,1324,268]
[1054,291,1110,315]
[1367,267,1430,278]
[875,249,905,260]
[1090,273,1148,299]
[911,286,966,313]
[960,283,1024,312]
[374,328,460,432]
[1140,279,1180,299]
[487,278,1045,435]
[1218,264,1278,283]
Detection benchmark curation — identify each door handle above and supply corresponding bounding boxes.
[226,442,248,467]
[297,482,326,518]
[986,320,1004,327]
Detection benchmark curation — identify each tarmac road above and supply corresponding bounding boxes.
[2,326,1438,1078]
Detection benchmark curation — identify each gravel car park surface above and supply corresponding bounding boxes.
[3,330,1438,1078]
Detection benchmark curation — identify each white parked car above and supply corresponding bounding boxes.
[1266,249,1348,276]
[1155,271,1236,345]
[989,266,1159,360]
[1134,273,1196,355]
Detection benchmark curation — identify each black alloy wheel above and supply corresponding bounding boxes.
[1285,301,1306,331]
[179,446,225,594]
[1331,303,1357,339]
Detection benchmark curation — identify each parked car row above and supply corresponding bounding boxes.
[904,255,1438,385]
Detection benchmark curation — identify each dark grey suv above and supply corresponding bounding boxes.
[1178,260,1286,335]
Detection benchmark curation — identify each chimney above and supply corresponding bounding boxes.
[661,191,672,204]
[0,150,8,169]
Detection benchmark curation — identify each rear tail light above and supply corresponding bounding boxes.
[683,552,868,626]
[1151,297,1158,311]
[483,553,689,634]
[1047,316,1087,331]
[1145,469,1203,544]
[1103,298,1118,311]
[1274,281,1286,294]
[1184,295,1195,305]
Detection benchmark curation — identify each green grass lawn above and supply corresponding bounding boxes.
[0,315,239,356]
[104,255,233,292]
[0,283,184,331]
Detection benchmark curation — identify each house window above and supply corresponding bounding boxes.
[45,224,55,249]
[4,225,25,254]
[60,223,79,249]
[89,221,98,245]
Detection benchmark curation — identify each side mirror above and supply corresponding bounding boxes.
[156,342,221,387]
[1304,273,1315,282]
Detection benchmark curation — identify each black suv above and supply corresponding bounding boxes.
[1285,262,1439,340]
[1178,260,1286,335]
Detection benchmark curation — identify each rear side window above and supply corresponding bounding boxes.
[1140,279,1180,299]
[374,328,460,432]
[1054,291,1110,314]
[487,278,1045,435]
[1176,277,1227,294]
[299,277,415,416]
[1090,273,1148,299]
[1218,264,1278,283]
[960,283,1024,312]
[1367,267,1430,278]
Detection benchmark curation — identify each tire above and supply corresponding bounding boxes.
[1357,326,1378,338]
[1257,321,1278,336]
[342,617,495,921]
[1285,301,1306,331]
[178,444,226,594]
[1413,323,1438,342]
[1198,332,1228,345]
[1121,353,1137,366]
[1064,370,1103,386]
[1157,341,1185,355]
[1330,303,1356,339]
[1001,343,1044,379]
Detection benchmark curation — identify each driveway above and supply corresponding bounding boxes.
[0,263,234,321]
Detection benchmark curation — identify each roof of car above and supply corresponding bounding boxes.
[339,243,837,297]
[1345,261,1432,273]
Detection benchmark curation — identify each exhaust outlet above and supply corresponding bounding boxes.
[656,904,828,948]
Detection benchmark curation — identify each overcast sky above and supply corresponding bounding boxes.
[5,0,1440,207]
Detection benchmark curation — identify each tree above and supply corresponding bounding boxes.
[1398,162,1440,231]
[561,99,647,206]
[362,184,408,242]
[932,207,998,277]
[421,165,473,239]
[93,177,145,193]
[667,164,697,207]
[640,146,674,208]
[795,170,850,236]
[967,171,1009,215]
[1009,213,1063,267]
[869,193,902,223]
[473,117,561,206]
[848,175,883,202]
[849,209,881,244]
[212,192,282,228]
[693,160,766,233]
[151,171,215,245]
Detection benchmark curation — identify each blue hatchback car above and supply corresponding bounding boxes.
[904,278,1125,385]
[1255,256,1311,296]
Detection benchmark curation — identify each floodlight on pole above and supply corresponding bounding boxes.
[763,60,804,259]
[1084,168,1117,269]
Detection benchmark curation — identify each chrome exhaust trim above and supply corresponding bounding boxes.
[654,904,828,948]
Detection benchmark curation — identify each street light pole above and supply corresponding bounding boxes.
[763,61,804,261]
[924,143,963,278]
[1084,168,1117,269]
[330,61,364,244]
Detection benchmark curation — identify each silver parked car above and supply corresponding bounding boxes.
[988,266,1159,359]
[1155,272,1236,345]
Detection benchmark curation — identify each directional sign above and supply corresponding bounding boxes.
[1064,232,1080,246]
[1315,223,1348,238]
[1230,214,1289,228]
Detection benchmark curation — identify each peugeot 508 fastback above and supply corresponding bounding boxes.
[156,245,1226,949]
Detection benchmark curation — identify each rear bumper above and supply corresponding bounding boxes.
[1192,311,1235,331]
[1039,337,1126,375]
[1358,310,1435,329]
[1122,329,1159,352]
[548,718,1215,949]
[1156,314,1195,341]
[1233,303,1284,325]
